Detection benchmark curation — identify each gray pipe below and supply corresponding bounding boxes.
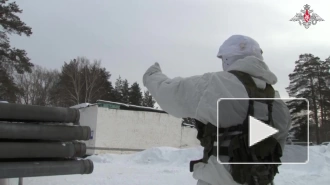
[0,160,94,178]
[0,103,80,125]
[18,178,23,185]
[0,122,91,141]
[0,142,86,159]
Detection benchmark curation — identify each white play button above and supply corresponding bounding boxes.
[249,116,279,147]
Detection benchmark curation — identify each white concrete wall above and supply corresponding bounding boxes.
[79,105,98,155]
[94,107,199,154]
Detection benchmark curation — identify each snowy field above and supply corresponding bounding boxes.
[22,145,330,185]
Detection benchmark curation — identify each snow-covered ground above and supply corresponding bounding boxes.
[22,145,330,185]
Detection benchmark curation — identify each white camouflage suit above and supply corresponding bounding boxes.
[143,35,292,185]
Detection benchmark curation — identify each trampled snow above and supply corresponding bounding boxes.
[22,145,330,185]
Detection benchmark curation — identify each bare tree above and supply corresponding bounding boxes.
[60,57,87,105]
[83,60,109,103]
[15,65,59,106]
[55,57,113,107]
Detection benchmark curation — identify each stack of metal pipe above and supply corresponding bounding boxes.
[0,103,94,179]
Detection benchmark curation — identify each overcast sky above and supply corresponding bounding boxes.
[10,0,330,102]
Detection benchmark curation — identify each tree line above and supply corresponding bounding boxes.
[15,58,155,108]
[0,0,155,108]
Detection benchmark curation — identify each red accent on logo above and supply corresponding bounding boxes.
[304,10,310,22]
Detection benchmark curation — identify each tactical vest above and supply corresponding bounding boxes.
[190,70,282,185]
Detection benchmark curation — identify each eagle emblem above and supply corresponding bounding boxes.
[290,4,324,29]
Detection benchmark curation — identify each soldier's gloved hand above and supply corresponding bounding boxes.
[143,62,162,86]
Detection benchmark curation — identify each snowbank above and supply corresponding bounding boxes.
[87,145,319,165]
[70,103,93,109]
[23,145,330,185]
[87,145,330,185]
[96,100,164,112]
[87,146,203,166]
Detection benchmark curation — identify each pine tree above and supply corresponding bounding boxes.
[103,81,115,101]
[121,79,130,104]
[286,99,308,142]
[286,54,330,144]
[0,0,33,102]
[112,76,123,102]
[0,0,33,73]
[129,82,143,106]
[142,90,155,108]
[318,57,330,141]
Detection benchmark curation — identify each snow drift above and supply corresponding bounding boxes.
[22,145,330,185]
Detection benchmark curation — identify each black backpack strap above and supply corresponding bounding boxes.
[228,70,275,125]
[228,70,275,100]
[215,71,276,157]
[228,70,258,98]
[225,71,281,185]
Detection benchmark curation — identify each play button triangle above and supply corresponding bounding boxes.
[249,116,279,147]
